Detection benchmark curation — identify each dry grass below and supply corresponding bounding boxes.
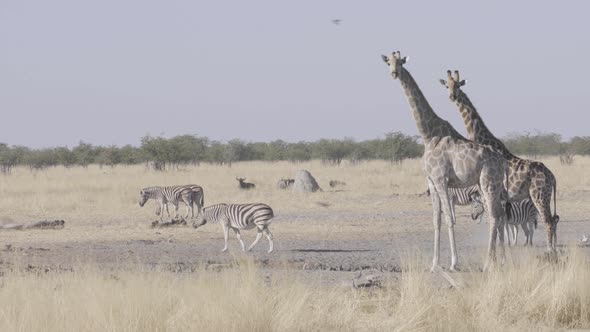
[1,156,585,223]
[0,159,427,224]
[0,158,589,330]
[1,249,589,331]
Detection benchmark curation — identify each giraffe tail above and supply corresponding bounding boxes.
[552,177,559,223]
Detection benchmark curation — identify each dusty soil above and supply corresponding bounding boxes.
[1,192,588,286]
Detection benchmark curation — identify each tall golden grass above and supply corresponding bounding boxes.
[1,249,589,331]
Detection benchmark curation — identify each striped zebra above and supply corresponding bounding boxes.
[194,203,275,253]
[426,185,482,221]
[139,185,203,221]
[471,199,538,246]
[183,184,205,217]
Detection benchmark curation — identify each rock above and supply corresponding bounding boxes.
[292,170,322,193]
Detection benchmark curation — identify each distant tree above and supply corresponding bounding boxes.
[286,141,312,162]
[95,145,122,168]
[502,131,562,158]
[569,136,590,155]
[0,143,17,174]
[54,147,76,167]
[72,141,97,167]
[313,138,355,165]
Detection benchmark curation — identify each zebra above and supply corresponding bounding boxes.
[425,185,482,221]
[277,178,294,190]
[139,185,198,221]
[471,198,538,246]
[183,184,205,217]
[193,203,275,253]
[236,177,255,190]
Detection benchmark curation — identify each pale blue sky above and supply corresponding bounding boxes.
[1,0,589,148]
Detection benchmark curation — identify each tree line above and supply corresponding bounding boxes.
[0,131,587,172]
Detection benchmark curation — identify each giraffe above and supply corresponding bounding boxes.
[439,70,559,252]
[381,51,508,271]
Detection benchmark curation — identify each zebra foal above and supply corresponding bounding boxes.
[194,203,275,253]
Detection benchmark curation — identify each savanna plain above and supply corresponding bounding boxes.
[1,158,590,331]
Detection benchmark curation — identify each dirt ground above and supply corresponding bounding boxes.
[2,188,589,286]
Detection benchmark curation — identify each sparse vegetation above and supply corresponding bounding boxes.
[1,131,588,171]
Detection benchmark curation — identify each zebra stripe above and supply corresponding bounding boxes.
[139,185,195,221]
[194,203,275,253]
[471,199,538,246]
[426,185,480,207]
[182,184,205,217]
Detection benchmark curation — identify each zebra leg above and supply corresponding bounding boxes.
[263,226,274,253]
[247,227,264,252]
[221,223,230,252]
[165,202,172,219]
[172,203,181,220]
[160,202,167,221]
[512,224,519,246]
[504,225,512,247]
[521,223,530,246]
[528,221,535,246]
[183,196,193,220]
[233,228,246,251]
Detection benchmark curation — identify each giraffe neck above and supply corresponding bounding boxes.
[454,90,514,157]
[398,67,463,142]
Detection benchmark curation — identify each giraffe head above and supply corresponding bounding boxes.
[381,51,409,79]
[439,70,466,101]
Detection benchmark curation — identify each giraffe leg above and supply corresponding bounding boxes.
[428,179,442,272]
[233,228,246,251]
[520,223,530,246]
[504,224,512,247]
[530,188,555,252]
[433,180,459,272]
[481,173,506,270]
[484,216,498,271]
[496,218,510,265]
[512,224,519,246]
[248,227,264,252]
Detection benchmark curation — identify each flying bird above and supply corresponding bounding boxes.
[581,233,589,244]
[331,19,341,25]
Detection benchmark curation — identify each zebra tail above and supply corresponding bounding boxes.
[200,191,205,211]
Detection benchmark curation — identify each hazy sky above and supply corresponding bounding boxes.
[2,0,589,148]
